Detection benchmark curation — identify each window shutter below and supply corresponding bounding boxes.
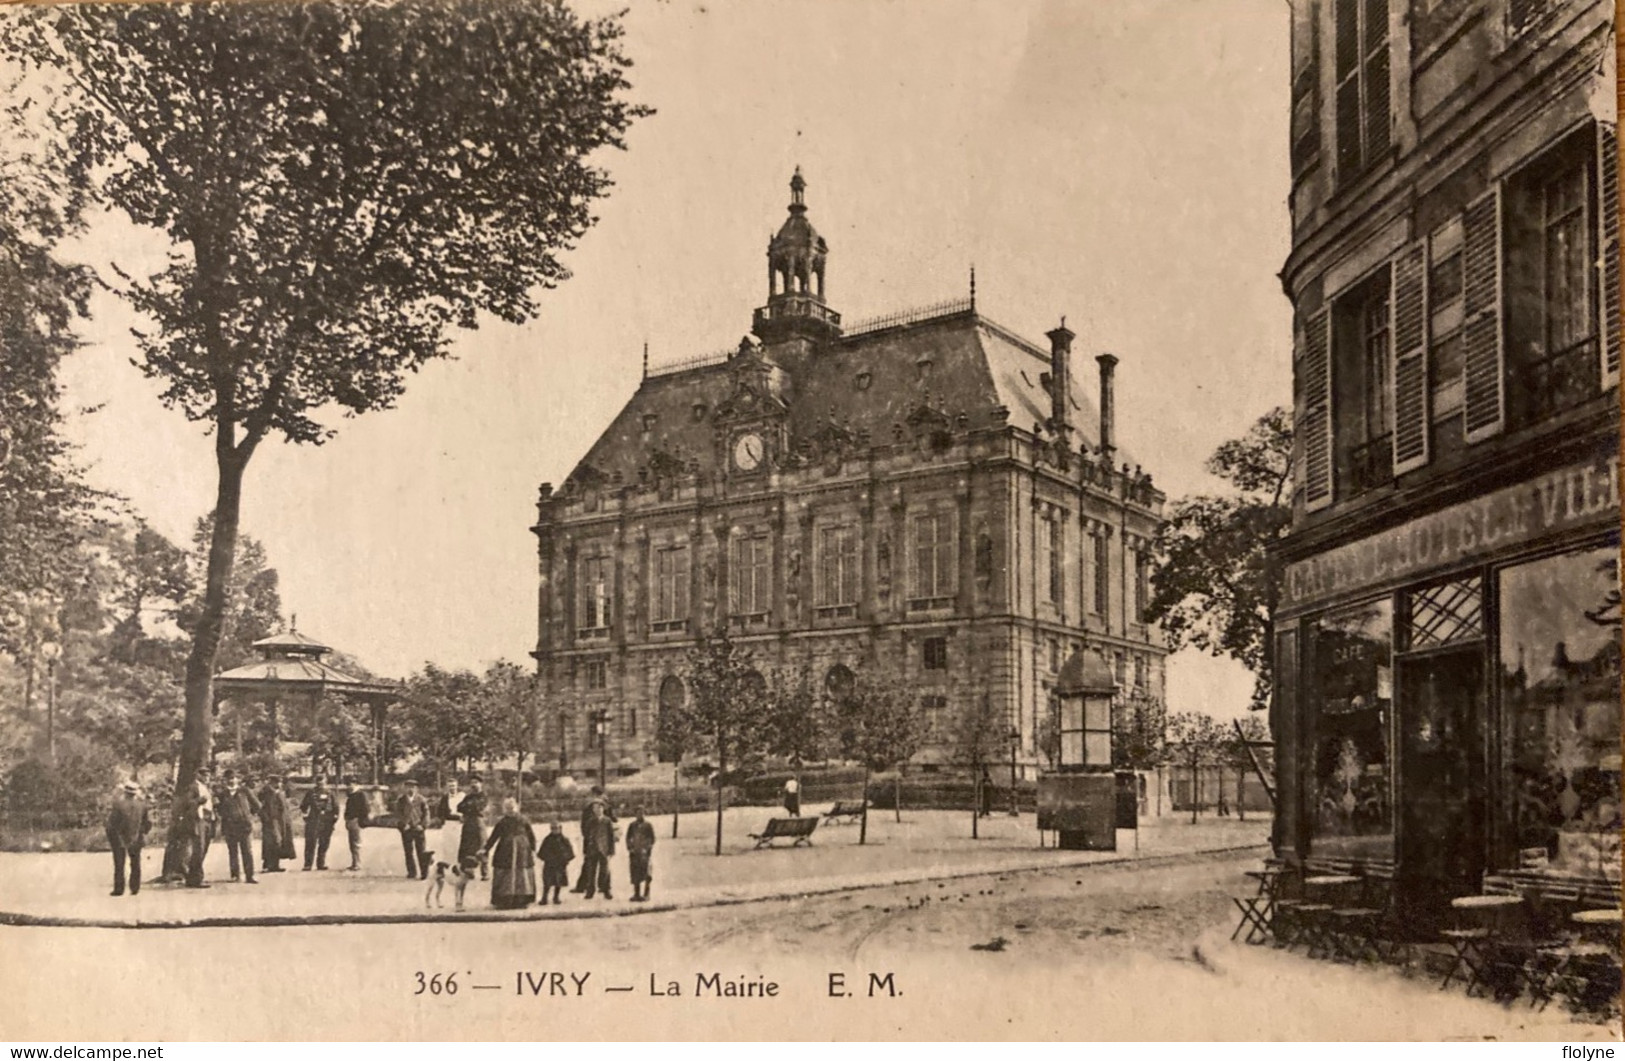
[1390,241,1429,474]
[1301,308,1334,511]
[1462,187,1505,442]
[1599,123,1619,389]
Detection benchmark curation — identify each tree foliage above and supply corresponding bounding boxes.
[1165,711,1227,823]
[837,671,923,843]
[1146,406,1292,709]
[764,664,834,767]
[0,0,649,846]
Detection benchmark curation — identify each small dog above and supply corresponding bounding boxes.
[425,854,477,911]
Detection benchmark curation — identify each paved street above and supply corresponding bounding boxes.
[1,839,1616,1041]
[0,810,1268,925]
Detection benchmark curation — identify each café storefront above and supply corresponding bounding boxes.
[1275,450,1621,931]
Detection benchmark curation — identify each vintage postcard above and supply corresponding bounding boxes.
[0,0,1619,1043]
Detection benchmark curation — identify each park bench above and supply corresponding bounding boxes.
[749,816,818,849]
[822,800,867,825]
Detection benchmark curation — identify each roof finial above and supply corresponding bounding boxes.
[290,614,298,633]
[969,264,976,310]
[789,166,806,210]
[642,341,649,381]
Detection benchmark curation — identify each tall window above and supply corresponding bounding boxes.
[583,659,608,691]
[817,524,858,609]
[1091,534,1109,616]
[1541,166,1592,353]
[579,556,609,631]
[1336,271,1394,494]
[731,535,771,617]
[1333,0,1390,180]
[1134,656,1149,694]
[1133,550,1150,624]
[653,545,690,626]
[1505,133,1598,426]
[911,512,955,602]
[923,637,948,671]
[1042,513,1062,605]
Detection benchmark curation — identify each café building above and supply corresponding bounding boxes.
[1273,0,1618,928]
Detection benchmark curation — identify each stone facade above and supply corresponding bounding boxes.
[532,173,1167,780]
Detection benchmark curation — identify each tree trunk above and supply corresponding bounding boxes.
[671,759,680,839]
[971,759,980,840]
[859,765,870,845]
[1189,755,1199,825]
[162,452,247,880]
[713,743,725,856]
[894,771,901,823]
[1236,766,1246,821]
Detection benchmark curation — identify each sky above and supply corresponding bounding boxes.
[52,0,1292,721]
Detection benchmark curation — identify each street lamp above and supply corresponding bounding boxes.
[40,640,61,766]
[1008,724,1020,816]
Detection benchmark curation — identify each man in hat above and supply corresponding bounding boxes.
[301,776,339,870]
[217,770,261,883]
[342,778,371,871]
[257,774,290,873]
[105,780,150,896]
[183,766,216,888]
[396,779,429,880]
[572,785,614,893]
[625,806,655,902]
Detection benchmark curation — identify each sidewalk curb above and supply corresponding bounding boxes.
[0,842,1270,931]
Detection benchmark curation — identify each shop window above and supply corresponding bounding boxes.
[1404,576,1483,649]
[1498,545,1621,880]
[1307,599,1394,860]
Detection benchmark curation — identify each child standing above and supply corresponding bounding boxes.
[537,821,574,905]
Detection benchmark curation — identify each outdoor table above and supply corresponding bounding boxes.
[1538,908,1625,1012]
[1441,894,1523,995]
[1232,867,1284,944]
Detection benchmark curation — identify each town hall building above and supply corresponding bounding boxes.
[531,171,1168,779]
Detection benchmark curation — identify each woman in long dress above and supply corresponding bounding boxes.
[481,798,537,909]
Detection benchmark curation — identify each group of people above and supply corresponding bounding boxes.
[429,782,657,909]
[107,768,382,893]
[108,772,658,911]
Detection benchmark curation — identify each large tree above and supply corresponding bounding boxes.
[1146,407,1293,709]
[0,0,647,840]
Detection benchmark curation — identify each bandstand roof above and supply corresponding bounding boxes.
[213,627,398,702]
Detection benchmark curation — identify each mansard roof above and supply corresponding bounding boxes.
[560,307,1133,492]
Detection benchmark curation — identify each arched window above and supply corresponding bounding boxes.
[656,675,686,763]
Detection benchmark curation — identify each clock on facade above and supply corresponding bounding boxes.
[732,432,765,472]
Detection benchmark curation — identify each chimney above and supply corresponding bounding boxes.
[1045,318,1075,443]
[1096,352,1118,462]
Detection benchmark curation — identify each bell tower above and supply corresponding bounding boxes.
[753,167,842,348]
